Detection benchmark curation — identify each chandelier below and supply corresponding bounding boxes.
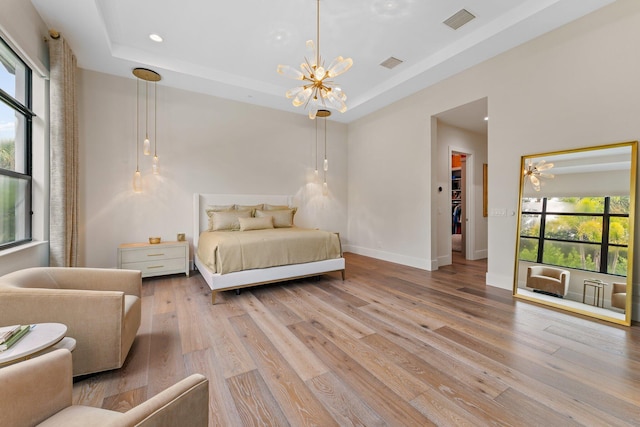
[277,0,352,119]
[524,159,554,191]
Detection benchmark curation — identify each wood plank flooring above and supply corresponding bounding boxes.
[72,252,640,426]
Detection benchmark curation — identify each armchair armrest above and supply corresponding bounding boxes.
[48,267,142,297]
[0,349,72,426]
[116,374,209,427]
[559,271,570,286]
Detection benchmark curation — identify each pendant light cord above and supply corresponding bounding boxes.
[136,78,140,171]
[324,116,327,181]
[316,0,320,66]
[145,80,149,139]
[154,81,157,156]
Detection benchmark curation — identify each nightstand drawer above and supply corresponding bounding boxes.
[117,241,189,278]
[121,257,188,278]
[119,246,185,263]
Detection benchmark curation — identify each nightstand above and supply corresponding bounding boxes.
[117,241,189,278]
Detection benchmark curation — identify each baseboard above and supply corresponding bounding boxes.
[470,249,488,260]
[437,254,452,268]
[343,245,432,271]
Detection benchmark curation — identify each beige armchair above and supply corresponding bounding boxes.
[0,349,209,426]
[611,282,627,310]
[0,267,141,376]
[526,265,570,297]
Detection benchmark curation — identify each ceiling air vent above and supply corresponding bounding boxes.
[443,9,476,30]
[380,56,403,70]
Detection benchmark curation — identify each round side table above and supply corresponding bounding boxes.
[0,323,74,367]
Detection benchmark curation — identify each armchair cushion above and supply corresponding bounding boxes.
[0,267,142,376]
[611,282,627,310]
[526,265,571,297]
[0,349,209,427]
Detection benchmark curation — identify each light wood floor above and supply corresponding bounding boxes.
[73,252,640,426]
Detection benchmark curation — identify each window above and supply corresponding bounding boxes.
[519,196,629,276]
[0,37,33,249]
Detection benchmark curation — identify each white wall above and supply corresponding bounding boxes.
[435,121,488,266]
[77,70,348,269]
[347,0,640,319]
[0,0,50,275]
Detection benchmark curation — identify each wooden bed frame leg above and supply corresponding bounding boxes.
[211,291,218,305]
[341,270,346,280]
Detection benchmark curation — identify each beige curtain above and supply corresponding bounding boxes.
[48,34,78,267]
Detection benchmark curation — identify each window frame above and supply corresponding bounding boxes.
[0,36,34,250]
[519,196,629,276]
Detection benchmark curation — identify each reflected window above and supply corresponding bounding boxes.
[519,196,629,276]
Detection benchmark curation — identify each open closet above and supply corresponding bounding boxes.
[451,154,464,252]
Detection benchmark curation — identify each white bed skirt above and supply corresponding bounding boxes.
[195,255,345,303]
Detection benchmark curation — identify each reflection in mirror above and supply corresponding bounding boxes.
[513,141,636,326]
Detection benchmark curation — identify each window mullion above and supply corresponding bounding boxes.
[537,198,548,263]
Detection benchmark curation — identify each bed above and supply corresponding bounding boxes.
[193,193,345,303]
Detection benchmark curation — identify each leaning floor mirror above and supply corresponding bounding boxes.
[513,141,637,326]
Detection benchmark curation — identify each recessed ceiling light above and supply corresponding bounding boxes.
[149,34,163,43]
[484,116,489,121]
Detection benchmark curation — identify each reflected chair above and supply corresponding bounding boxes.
[526,265,570,297]
[611,282,627,310]
[0,349,209,426]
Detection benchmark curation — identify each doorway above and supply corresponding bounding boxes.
[434,97,488,268]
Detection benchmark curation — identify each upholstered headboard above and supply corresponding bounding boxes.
[193,193,293,247]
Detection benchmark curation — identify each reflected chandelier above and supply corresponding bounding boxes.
[277,0,352,119]
[524,159,554,191]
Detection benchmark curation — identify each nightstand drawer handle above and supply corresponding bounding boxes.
[147,253,165,257]
[148,265,164,269]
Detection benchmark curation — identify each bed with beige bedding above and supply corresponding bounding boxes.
[193,194,345,303]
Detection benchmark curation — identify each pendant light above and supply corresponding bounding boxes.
[132,67,161,192]
[143,80,151,156]
[152,81,159,174]
[316,109,331,196]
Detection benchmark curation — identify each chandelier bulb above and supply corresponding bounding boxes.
[322,181,328,196]
[323,158,328,172]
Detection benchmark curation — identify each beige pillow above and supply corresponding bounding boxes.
[206,205,235,231]
[264,204,297,215]
[256,209,294,228]
[236,204,264,216]
[239,216,274,231]
[211,210,251,231]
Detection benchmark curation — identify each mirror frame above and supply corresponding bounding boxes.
[513,141,637,326]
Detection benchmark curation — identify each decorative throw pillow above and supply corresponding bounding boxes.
[239,216,274,231]
[236,204,264,216]
[206,205,235,231]
[256,209,294,228]
[263,204,298,215]
[211,210,251,231]
[263,204,288,210]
